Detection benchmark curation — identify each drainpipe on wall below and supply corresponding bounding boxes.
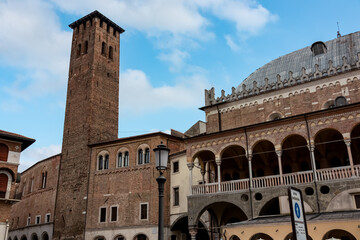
[4,219,9,240]
[304,115,321,213]
[245,128,254,219]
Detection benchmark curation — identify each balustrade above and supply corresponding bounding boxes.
[190,165,360,195]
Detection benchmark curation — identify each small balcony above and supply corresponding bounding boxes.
[191,165,360,195]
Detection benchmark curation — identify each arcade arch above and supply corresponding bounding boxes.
[314,129,348,169]
[252,140,278,177]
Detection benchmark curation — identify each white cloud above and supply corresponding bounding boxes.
[158,49,190,72]
[225,35,240,51]
[195,0,278,34]
[0,0,71,99]
[19,144,61,172]
[119,69,209,115]
[50,0,276,39]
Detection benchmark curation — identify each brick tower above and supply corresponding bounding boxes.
[53,11,124,239]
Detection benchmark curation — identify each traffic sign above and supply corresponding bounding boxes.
[288,187,309,240]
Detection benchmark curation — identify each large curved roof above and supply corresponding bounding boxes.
[237,31,360,92]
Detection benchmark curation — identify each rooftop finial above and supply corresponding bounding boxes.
[337,22,341,38]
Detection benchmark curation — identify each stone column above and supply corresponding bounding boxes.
[276,150,284,184]
[189,228,197,240]
[308,144,318,181]
[187,162,194,195]
[215,156,222,192]
[344,139,355,176]
[248,154,253,188]
[205,162,210,183]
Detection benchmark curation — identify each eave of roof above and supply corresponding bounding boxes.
[88,131,184,148]
[0,130,35,151]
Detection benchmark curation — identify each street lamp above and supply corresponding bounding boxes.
[154,142,170,240]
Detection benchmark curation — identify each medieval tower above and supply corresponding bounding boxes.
[53,11,124,239]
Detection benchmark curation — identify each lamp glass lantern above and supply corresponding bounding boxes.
[154,142,170,171]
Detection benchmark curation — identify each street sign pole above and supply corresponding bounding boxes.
[288,187,309,240]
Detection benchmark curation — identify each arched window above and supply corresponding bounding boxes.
[311,41,327,56]
[98,155,103,170]
[145,148,150,164]
[124,152,129,167]
[104,154,109,169]
[0,173,9,198]
[77,44,81,57]
[335,96,347,107]
[109,46,113,60]
[0,143,9,162]
[101,42,106,56]
[117,152,122,168]
[85,41,88,54]
[138,149,143,164]
[268,112,283,121]
[41,171,47,189]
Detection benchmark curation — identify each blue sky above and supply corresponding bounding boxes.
[1,0,360,171]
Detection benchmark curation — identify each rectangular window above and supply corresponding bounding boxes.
[111,206,118,222]
[27,217,31,226]
[35,215,41,224]
[173,187,179,206]
[45,213,51,223]
[100,207,107,222]
[140,203,148,220]
[173,161,179,173]
[355,195,360,209]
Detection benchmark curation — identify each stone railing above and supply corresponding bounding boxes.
[316,165,355,181]
[191,165,360,195]
[282,171,313,185]
[220,179,249,192]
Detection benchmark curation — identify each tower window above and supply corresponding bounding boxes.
[107,24,110,33]
[77,44,82,57]
[311,41,327,56]
[109,46,113,60]
[84,41,88,54]
[101,42,106,56]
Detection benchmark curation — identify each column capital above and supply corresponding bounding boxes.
[247,154,253,161]
[308,144,315,152]
[275,150,282,157]
[344,139,351,146]
[215,159,221,166]
[189,227,197,239]
[187,162,194,170]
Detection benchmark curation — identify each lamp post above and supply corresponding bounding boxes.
[154,142,170,240]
